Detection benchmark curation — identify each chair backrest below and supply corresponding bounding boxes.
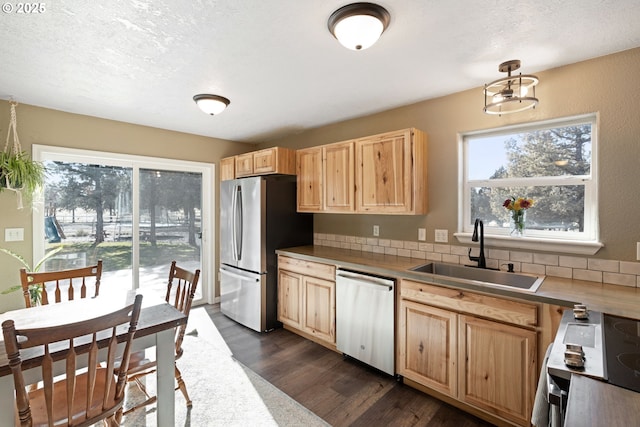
[20,260,103,308]
[165,261,200,357]
[2,294,143,427]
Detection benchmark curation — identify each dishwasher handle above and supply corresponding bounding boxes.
[336,271,394,291]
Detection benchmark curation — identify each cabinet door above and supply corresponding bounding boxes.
[302,276,335,343]
[220,157,235,181]
[323,141,354,212]
[398,300,457,397]
[458,315,537,425]
[277,269,303,329]
[356,129,413,213]
[253,148,277,174]
[296,147,323,212]
[235,153,254,177]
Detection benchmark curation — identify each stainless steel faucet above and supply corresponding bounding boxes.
[468,218,486,269]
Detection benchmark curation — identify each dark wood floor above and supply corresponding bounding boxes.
[205,305,495,427]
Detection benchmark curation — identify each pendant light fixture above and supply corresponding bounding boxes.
[483,60,539,115]
[328,3,390,51]
[193,94,230,115]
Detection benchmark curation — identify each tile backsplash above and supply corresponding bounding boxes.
[314,233,640,288]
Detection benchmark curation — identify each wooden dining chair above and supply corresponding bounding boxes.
[125,261,200,413]
[1,294,143,427]
[20,259,103,308]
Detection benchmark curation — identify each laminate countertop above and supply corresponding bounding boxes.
[276,245,640,319]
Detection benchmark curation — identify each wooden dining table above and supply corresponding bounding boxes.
[0,289,187,427]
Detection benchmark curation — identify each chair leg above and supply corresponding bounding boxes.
[175,364,192,407]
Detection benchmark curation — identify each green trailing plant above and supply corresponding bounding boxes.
[1,100,46,209]
[0,246,63,306]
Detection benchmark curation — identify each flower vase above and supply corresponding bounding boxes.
[511,210,526,237]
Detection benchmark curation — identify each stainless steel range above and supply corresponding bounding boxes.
[544,305,640,426]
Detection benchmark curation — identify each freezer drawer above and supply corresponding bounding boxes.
[219,265,265,332]
[336,269,395,375]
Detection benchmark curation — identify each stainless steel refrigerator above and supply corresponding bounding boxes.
[219,175,312,332]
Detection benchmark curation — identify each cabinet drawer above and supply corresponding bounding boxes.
[278,255,335,281]
[400,279,537,327]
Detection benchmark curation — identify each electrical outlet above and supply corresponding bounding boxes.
[434,229,448,243]
[4,228,24,242]
[373,225,380,237]
[418,228,426,241]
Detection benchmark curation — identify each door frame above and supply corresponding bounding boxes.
[32,144,215,305]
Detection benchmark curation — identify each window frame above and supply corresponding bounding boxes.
[455,114,603,255]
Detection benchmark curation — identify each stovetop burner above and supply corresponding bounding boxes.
[604,314,640,392]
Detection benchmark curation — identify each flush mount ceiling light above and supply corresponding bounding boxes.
[193,94,230,115]
[328,2,390,50]
[483,60,539,115]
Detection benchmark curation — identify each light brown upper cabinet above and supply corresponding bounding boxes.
[296,128,427,215]
[221,147,296,180]
[297,141,355,213]
[355,128,427,214]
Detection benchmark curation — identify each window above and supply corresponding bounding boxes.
[33,145,213,303]
[459,114,601,253]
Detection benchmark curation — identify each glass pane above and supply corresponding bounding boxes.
[470,185,585,232]
[468,124,592,180]
[138,169,202,299]
[43,161,133,293]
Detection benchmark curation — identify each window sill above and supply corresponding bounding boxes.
[454,233,603,255]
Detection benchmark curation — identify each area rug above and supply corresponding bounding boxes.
[119,307,330,427]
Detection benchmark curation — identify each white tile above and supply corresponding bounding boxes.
[335,235,346,242]
[384,247,398,256]
[486,259,499,269]
[546,266,573,279]
[533,253,559,266]
[488,249,509,260]
[325,234,336,241]
[521,263,546,275]
[340,242,350,249]
[450,245,468,256]
[559,256,588,269]
[404,241,419,250]
[426,252,443,261]
[346,235,356,243]
[620,261,640,275]
[315,233,325,240]
[573,269,603,283]
[510,251,533,263]
[419,243,434,252]
[603,272,637,287]
[373,246,385,254]
[442,254,460,264]
[588,259,619,273]
[391,239,405,249]
[378,239,391,247]
[434,244,451,254]
[361,244,373,253]
[410,250,427,260]
[398,248,412,258]
[366,237,379,246]
[350,243,362,251]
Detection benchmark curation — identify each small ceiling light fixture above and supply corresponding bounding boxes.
[483,60,539,115]
[328,2,390,50]
[193,94,230,115]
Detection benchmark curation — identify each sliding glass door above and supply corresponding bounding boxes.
[33,145,213,304]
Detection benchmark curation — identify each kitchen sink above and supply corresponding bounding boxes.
[408,262,545,292]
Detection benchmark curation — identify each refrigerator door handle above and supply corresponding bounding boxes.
[236,184,243,260]
[219,267,260,282]
[231,184,243,261]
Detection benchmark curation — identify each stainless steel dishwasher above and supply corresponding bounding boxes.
[336,269,395,375]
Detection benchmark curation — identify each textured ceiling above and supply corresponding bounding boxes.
[1,0,639,143]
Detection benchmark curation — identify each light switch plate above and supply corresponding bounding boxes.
[435,229,448,243]
[373,225,380,237]
[5,227,24,242]
[418,228,426,241]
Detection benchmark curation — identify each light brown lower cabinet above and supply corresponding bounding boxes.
[277,255,336,347]
[398,279,537,426]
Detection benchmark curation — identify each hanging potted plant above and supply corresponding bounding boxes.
[0,101,45,209]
